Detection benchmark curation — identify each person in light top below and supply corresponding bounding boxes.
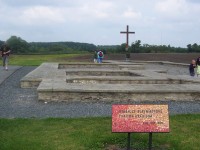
[97,50,104,63]
[196,56,200,77]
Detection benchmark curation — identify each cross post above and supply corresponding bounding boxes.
[120,25,135,61]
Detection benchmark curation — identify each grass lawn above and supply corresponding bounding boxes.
[0,114,200,150]
[2,54,85,66]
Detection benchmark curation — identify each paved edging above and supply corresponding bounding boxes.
[0,66,22,85]
[131,60,189,67]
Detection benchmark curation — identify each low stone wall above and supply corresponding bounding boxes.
[65,78,197,84]
[21,78,42,88]
[65,70,142,76]
[38,91,200,102]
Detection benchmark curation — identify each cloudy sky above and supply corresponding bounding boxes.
[0,0,200,47]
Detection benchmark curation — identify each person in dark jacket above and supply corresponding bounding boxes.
[0,43,11,71]
[189,59,196,76]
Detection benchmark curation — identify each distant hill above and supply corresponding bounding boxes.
[97,45,119,49]
[4,36,97,54]
[29,41,97,54]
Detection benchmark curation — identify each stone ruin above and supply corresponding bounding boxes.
[20,61,200,103]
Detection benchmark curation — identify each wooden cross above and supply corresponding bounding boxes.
[120,25,135,48]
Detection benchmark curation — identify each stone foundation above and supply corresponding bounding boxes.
[21,61,200,102]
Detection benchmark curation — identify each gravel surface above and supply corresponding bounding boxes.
[145,63,190,75]
[0,66,22,84]
[0,66,200,118]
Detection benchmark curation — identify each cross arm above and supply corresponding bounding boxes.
[120,32,135,34]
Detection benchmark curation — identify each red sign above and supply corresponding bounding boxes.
[112,105,169,133]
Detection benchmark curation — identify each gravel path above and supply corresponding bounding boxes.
[0,66,200,118]
[0,66,22,84]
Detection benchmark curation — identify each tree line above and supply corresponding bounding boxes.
[1,36,199,54]
[187,43,200,53]
[1,36,96,54]
[99,40,194,53]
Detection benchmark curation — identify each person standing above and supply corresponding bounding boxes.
[196,56,200,77]
[0,43,11,71]
[189,59,196,77]
[93,51,97,63]
[97,50,104,63]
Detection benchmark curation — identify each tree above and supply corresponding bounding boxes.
[187,44,192,53]
[131,40,141,53]
[135,40,141,48]
[6,36,29,54]
[192,43,200,52]
[116,43,126,53]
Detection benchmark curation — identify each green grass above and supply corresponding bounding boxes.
[0,114,200,150]
[3,54,85,66]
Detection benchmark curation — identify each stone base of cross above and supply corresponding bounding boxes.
[125,45,130,62]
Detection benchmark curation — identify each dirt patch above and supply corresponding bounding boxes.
[70,53,200,64]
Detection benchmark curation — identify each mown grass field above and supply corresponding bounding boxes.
[45,53,200,64]
[2,53,200,66]
[0,114,200,150]
[5,54,85,66]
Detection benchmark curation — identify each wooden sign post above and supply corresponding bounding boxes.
[112,105,170,150]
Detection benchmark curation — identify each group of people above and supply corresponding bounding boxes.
[189,56,200,77]
[0,43,11,71]
[93,50,104,63]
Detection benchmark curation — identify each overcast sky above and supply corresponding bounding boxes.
[0,0,200,47]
